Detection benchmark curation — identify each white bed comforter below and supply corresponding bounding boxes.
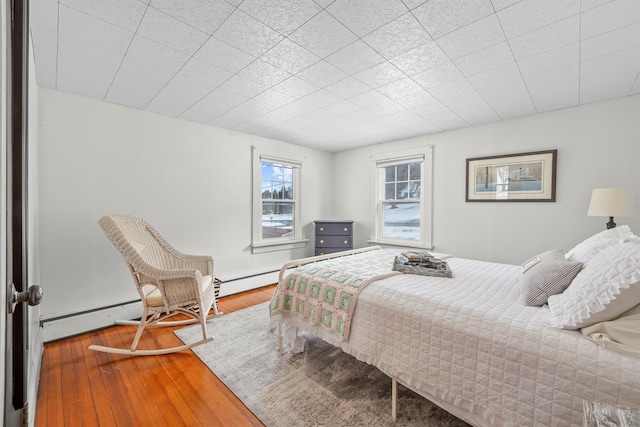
[277,250,640,426]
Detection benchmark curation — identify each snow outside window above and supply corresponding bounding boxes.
[252,147,307,253]
[371,146,432,249]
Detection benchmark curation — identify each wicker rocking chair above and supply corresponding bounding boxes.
[88,214,221,356]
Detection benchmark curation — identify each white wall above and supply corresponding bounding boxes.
[37,88,333,322]
[334,95,640,265]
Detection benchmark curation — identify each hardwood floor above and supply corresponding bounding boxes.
[35,285,276,427]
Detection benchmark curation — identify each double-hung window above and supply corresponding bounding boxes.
[371,146,432,249]
[252,147,306,253]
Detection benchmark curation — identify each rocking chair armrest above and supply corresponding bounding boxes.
[171,255,214,276]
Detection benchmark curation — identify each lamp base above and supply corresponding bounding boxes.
[606,217,616,229]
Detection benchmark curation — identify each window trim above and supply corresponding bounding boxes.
[251,146,307,253]
[369,146,433,249]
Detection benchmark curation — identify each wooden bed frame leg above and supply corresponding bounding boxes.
[392,378,397,420]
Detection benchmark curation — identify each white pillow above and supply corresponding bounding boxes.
[565,225,635,264]
[547,242,640,330]
[518,249,583,307]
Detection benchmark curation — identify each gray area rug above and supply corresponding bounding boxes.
[175,302,470,427]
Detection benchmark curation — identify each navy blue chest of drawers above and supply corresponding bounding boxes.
[314,220,354,256]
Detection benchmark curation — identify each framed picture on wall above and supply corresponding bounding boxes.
[466,150,557,202]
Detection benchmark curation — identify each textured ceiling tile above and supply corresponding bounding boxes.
[193,38,255,74]
[105,57,176,108]
[518,44,579,77]
[468,62,521,90]
[146,74,214,117]
[441,93,500,125]
[509,16,580,61]
[180,89,246,123]
[214,10,284,57]
[436,15,505,59]
[479,80,536,119]
[271,76,319,98]
[239,0,321,36]
[137,8,209,56]
[149,0,235,35]
[31,25,58,54]
[31,0,59,31]
[325,77,372,99]
[217,75,268,98]
[413,0,494,39]
[581,23,640,61]
[413,62,463,89]
[366,98,405,116]
[354,62,405,88]
[288,11,358,58]
[327,0,408,37]
[296,60,349,88]
[260,39,320,74]
[349,90,394,108]
[56,62,113,100]
[581,0,640,39]
[490,0,522,11]
[395,89,440,109]
[126,35,189,74]
[300,89,343,109]
[238,59,292,89]
[251,89,297,110]
[179,58,233,88]
[209,110,254,130]
[326,40,385,74]
[580,47,640,102]
[60,0,147,32]
[454,42,514,76]
[32,48,58,88]
[363,13,432,59]
[58,33,124,74]
[497,0,581,39]
[377,77,425,100]
[402,0,428,11]
[58,4,134,54]
[581,0,616,12]
[390,42,450,76]
[428,78,476,100]
[313,0,338,8]
[410,105,468,130]
[525,64,579,112]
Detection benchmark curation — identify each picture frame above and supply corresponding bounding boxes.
[465,150,557,202]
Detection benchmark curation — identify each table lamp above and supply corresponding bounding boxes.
[587,188,636,229]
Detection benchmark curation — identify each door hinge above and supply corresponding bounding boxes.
[21,403,28,427]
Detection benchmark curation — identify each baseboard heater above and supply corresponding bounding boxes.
[41,270,281,343]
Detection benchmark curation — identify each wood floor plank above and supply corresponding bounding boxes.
[35,285,276,427]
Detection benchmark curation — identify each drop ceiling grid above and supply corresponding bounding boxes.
[28,0,640,151]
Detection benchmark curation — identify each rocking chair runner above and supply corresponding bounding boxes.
[88,214,221,356]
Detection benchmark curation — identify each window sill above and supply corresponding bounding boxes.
[251,239,309,254]
[367,239,433,251]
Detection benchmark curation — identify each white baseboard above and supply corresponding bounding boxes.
[41,301,144,342]
[41,271,279,342]
[219,270,279,297]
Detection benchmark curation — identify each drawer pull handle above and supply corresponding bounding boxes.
[319,227,324,231]
[320,240,324,244]
[344,227,348,232]
[344,240,348,244]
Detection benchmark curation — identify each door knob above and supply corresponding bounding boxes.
[9,284,43,313]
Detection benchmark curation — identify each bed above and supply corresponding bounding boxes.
[269,226,640,426]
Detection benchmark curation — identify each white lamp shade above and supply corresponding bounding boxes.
[587,188,636,217]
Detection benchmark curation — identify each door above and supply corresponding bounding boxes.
[4,1,42,425]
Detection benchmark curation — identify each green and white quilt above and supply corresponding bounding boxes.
[269,249,401,341]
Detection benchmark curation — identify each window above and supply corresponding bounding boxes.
[252,147,307,253]
[261,161,294,239]
[371,146,432,249]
